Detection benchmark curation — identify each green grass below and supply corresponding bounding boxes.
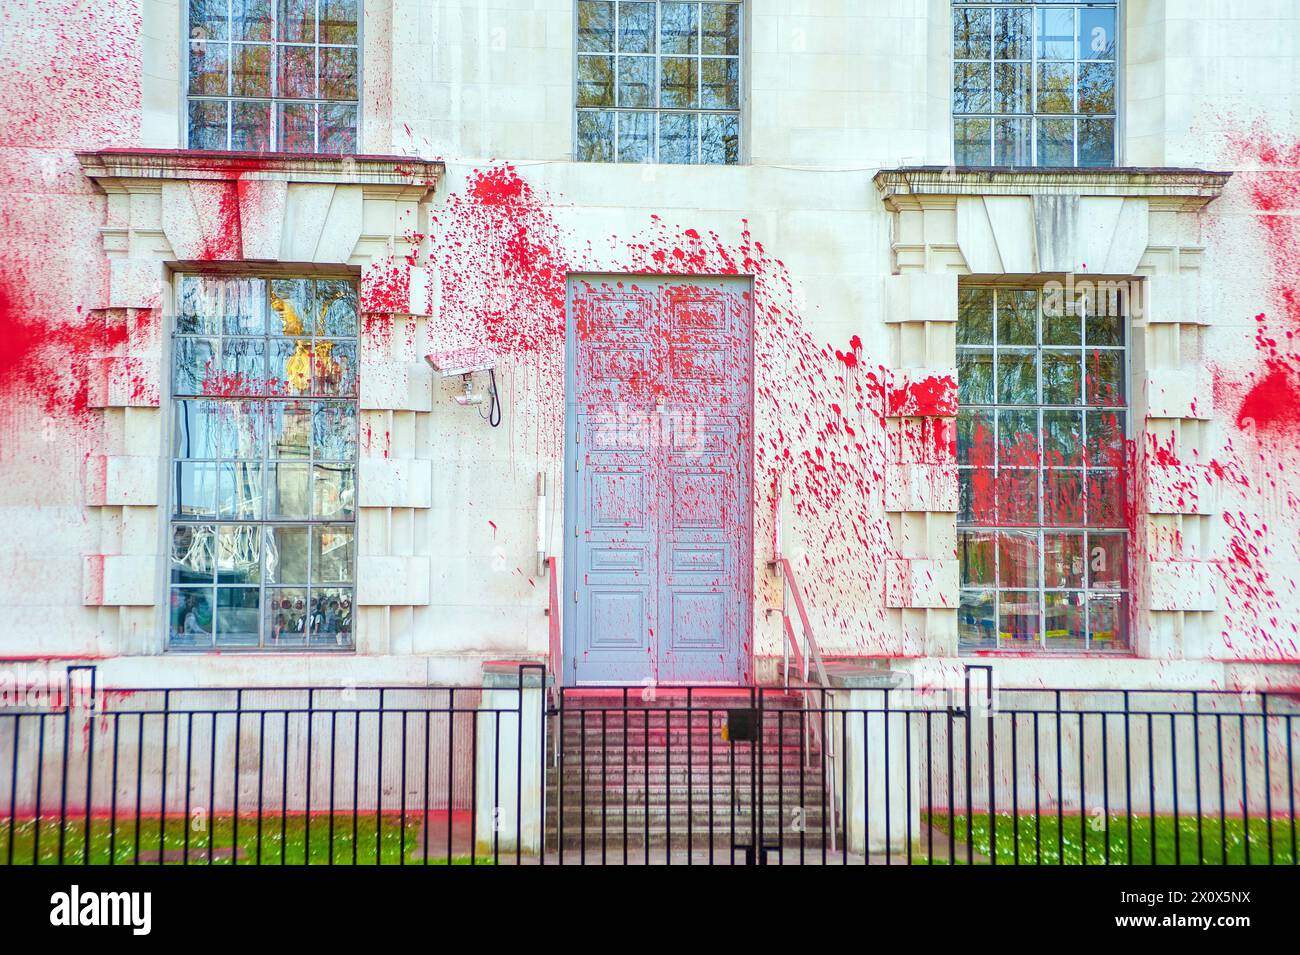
[922,811,1298,865]
[0,814,487,865]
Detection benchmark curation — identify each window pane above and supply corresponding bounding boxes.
[1087,593,1124,647]
[1042,409,1082,466]
[1043,468,1084,525]
[313,341,357,396]
[1078,118,1115,168]
[577,110,615,162]
[175,462,219,518]
[1044,592,1085,648]
[617,55,655,108]
[997,289,1037,344]
[1085,469,1124,527]
[232,0,273,41]
[1036,8,1075,59]
[959,530,996,587]
[957,349,994,404]
[1079,8,1116,60]
[618,1,653,53]
[577,55,614,107]
[700,113,738,164]
[313,463,355,519]
[315,280,359,336]
[660,57,699,108]
[997,468,1038,526]
[617,110,654,162]
[998,408,1038,466]
[278,102,315,152]
[174,337,217,395]
[1088,531,1126,590]
[953,7,991,59]
[994,118,1030,166]
[278,44,316,98]
[994,6,1030,60]
[1035,63,1074,114]
[1086,306,1124,347]
[320,46,358,100]
[953,62,991,114]
[277,0,315,42]
[231,101,272,151]
[232,44,272,97]
[190,0,230,41]
[1044,531,1085,588]
[954,118,991,165]
[215,588,261,646]
[189,99,229,149]
[1036,118,1074,166]
[958,287,993,344]
[1085,350,1124,405]
[312,525,354,583]
[660,2,698,55]
[996,350,1037,404]
[957,408,994,466]
[175,276,223,335]
[308,588,353,646]
[959,468,996,523]
[266,588,308,644]
[319,0,359,44]
[701,3,740,55]
[994,62,1029,114]
[171,588,214,647]
[1042,350,1081,404]
[219,461,263,519]
[271,339,313,395]
[313,401,357,461]
[1078,62,1115,114]
[221,337,267,394]
[266,463,311,518]
[701,58,738,110]
[659,111,698,164]
[217,524,261,584]
[1042,296,1081,345]
[190,41,230,96]
[578,0,615,52]
[175,399,221,459]
[959,589,996,652]
[319,103,358,153]
[998,591,1040,645]
[266,525,309,583]
[270,279,312,334]
[267,369,313,416]
[1085,409,1124,468]
[172,524,216,584]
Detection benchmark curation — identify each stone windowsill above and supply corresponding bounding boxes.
[875,165,1232,208]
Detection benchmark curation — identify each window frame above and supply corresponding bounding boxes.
[166,271,360,653]
[572,0,745,165]
[949,1,1121,168]
[955,283,1132,655]
[181,0,365,153]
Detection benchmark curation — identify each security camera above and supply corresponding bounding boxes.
[425,346,496,377]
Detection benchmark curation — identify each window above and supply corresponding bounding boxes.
[169,275,358,650]
[576,1,741,164]
[952,2,1117,167]
[956,285,1128,652]
[186,0,360,153]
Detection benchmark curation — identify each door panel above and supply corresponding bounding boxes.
[565,276,752,685]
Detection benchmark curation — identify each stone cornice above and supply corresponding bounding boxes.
[874,166,1232,211]
[77,149,443,200]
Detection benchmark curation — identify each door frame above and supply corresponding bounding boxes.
[562,273,755,687]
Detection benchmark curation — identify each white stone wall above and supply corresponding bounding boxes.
[0,1,1297,691]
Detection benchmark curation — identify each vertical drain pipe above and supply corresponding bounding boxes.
[535,471,547,577]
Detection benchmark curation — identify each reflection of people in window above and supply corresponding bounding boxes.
[181,594,205,636]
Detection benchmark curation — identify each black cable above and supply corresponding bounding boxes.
[482,367,502,428]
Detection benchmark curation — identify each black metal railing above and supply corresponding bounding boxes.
[1,664,1296,864]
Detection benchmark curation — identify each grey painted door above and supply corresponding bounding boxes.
[564,276,752,685]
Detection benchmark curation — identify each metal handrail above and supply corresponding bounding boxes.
[773,556,837,852]
[546,555,561,707]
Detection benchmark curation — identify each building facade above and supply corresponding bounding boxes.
[0,0,1298,696]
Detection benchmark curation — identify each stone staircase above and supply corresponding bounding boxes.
[545,690,840,856]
